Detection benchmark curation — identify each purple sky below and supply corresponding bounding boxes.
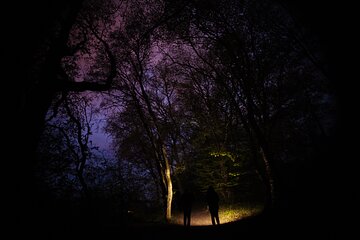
[91,127,112,151]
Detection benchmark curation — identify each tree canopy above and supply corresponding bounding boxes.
[8,0,343,237]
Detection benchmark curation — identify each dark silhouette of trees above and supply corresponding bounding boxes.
[8,0,340,236]
[163,0,334,212]
[38,93,97,199]
[103,0,334,220]
[104,0,181,222]
[8,1,121,235]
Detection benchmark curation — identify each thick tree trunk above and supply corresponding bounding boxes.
[162,145,173,222]
[9,1,85,236]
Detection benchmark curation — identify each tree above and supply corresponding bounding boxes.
[10,0,337,233]
[104,0,180,221]
[166,0,334,211]
[38,92,97,199]
[9,0,120,234]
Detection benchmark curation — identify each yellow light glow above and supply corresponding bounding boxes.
[171,205,262,226]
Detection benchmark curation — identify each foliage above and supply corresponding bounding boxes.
[33,0,336,224]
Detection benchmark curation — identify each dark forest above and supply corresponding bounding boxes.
[4,0,356,239]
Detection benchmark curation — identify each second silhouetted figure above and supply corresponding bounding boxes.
[181,190,194,226]
[206,186,220,225]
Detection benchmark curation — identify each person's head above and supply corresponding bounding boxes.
[208,186,214,192]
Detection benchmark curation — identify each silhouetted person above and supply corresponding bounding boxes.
[206,186,220,225]
[180,190,194,226]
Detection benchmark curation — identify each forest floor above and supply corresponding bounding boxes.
[170,203,262,226]
[104,212,313,240]
[104,210,347,240]
[11,201,350,240]
[12,208,347,240]
[98,204,341,240]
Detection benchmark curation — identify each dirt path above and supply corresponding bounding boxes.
[171,205,217,226]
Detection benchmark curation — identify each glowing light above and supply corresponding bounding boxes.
[209,151,236,162]
[171,205,262,226]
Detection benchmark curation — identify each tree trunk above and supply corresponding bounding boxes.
[77,170,90,199]
[162,145,173,222]
[245,98,277,212]
[259,146,276,212]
